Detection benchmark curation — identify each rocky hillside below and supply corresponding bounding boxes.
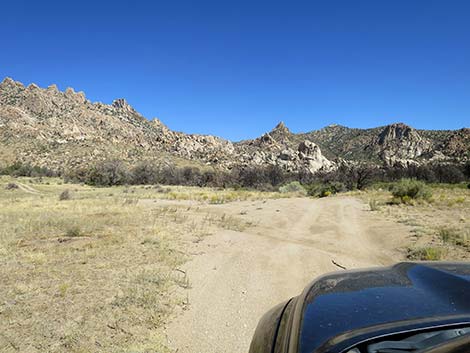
[0,77,468,174]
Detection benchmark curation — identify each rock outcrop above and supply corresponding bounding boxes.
[0,77,468,173]
[374,123,431,165]
[0,78,333,173]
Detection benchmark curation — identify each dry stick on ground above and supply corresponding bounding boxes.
[331,259,347,270]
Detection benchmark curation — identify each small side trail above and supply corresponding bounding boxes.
[163,196,410,353]
[16,182,42,194]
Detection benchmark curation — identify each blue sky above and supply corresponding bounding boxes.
[1,0,469,140]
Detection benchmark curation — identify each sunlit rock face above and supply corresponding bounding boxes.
[0,78,468,172]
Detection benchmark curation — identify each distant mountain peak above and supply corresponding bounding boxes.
[275,121,286,128]
[269,121,291,136]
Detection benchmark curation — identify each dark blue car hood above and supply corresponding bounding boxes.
[298,262,470,353]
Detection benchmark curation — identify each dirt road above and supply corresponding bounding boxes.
[164,196,410,353]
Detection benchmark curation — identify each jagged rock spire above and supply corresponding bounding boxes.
[272,121,289,132]
[268,121,291,142]
[112,98,134,112]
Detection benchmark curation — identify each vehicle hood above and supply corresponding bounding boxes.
[298,262,470,353]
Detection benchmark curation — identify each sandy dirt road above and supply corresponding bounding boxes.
[164,196,411,353]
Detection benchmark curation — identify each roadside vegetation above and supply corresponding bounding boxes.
[389,179,432,204]
[0,175,279,353]
[2,160,469,191]
[1,161,469,351]
[2,162,468,263]
[361,182,469,261]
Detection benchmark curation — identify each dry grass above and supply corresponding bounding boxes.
[357,183,470,261]
[0,176,271,353]
[406,246,447,261]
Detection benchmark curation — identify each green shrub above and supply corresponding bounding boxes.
[390,179,432,203]
[279,181,306,195]
[306,182,345,197]
[81,160,130,186]
[0,162,57,177]
[65,226,82,237]
[407,246,445,261]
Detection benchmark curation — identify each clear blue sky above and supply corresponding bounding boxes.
[1,0,469,140]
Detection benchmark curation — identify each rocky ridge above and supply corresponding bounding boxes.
[0,77,468,173]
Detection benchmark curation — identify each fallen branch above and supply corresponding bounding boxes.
[331,259,347,270]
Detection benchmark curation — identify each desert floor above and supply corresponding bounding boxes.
[162,196,410,353]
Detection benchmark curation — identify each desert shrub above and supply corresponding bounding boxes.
[59,160,470,189]
[390,179,432,203]
[158,165,210,186]
[85,160,130,186]
[0,162,57,177]
[306,182,345,197]
[65,226,82,237]
[59,190,72,201]
[131,162,159,185]
[255,183,276,192]
[237,167,263,188]
[438,227,454,243]
[154,185,170,193]
[306,164,379,191]
[265,165,287,187]
[279,181,306,195]
[415,165,437,182]
[5,182,19,190]
[407,247,445,261]
[209,194,226,204]
[382,163,468,184]
[464,162,470,178]
[63,167,89,183]
[232,166,292,189]
[369,199,380,211]
[438,227,468,246]
[158,166,182,185]
[455,196,465,204]
[306,184,322,197]
[433,164,465,184]
[349,164,378,190]
[181,166,203,186]
[201,170,228,187]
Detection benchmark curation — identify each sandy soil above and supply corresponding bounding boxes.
[164,196,411,353]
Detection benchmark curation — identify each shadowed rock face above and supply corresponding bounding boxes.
[0,77,468,172]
